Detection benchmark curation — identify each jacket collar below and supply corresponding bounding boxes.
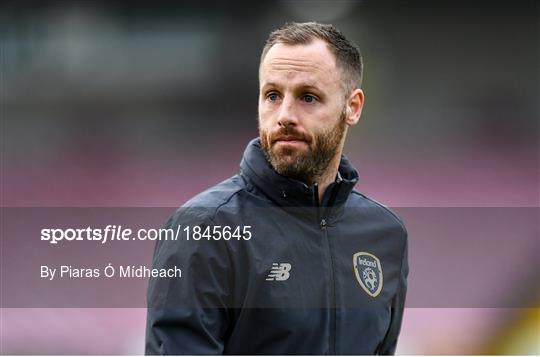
[239,138,359,208]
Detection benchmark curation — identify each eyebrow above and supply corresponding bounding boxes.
[261,81,324,93]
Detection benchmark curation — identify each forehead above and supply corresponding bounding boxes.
[259,39,340,88]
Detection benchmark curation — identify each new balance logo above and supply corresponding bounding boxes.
[265,263,291,281]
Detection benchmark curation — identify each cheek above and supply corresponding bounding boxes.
[309,111,342,135]
[258,109,274,129]
[320,106,345,125]
[257,117,271,140]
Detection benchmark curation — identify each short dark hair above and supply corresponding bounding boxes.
[260,22,363,93]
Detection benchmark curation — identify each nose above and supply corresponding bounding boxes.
[277,95,298,128]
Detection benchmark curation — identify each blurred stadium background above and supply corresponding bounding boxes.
[1,1,538,354]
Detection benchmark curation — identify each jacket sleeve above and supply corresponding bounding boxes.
[378,228,409,355]
[145,208,233,355]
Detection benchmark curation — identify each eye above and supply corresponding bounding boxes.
[302,94,316,103]
[267,92,279,102]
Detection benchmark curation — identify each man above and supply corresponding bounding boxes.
[146,22,408,355]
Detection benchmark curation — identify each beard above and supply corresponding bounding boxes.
[259,108,347,184]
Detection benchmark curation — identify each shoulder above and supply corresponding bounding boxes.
[183,175,246,209]
[349,190,407,236]
[166,175,248,226]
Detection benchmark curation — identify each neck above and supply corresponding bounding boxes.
[313,153,342,203]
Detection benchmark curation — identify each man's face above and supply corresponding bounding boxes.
[258,39,348,183]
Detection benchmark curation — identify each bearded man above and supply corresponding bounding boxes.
[146,22,408,355]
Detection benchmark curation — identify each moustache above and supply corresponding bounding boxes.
[269,127,312,145]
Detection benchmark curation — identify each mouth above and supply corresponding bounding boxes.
[273,136,308,147]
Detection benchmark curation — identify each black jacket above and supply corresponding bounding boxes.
[146,138,408,355]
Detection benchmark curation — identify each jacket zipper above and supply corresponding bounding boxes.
[314,183,337,354]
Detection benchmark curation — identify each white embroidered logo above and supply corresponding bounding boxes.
[265,263,292,281]
[353,252,384,297]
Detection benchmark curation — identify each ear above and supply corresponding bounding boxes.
[345,88,364,126]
